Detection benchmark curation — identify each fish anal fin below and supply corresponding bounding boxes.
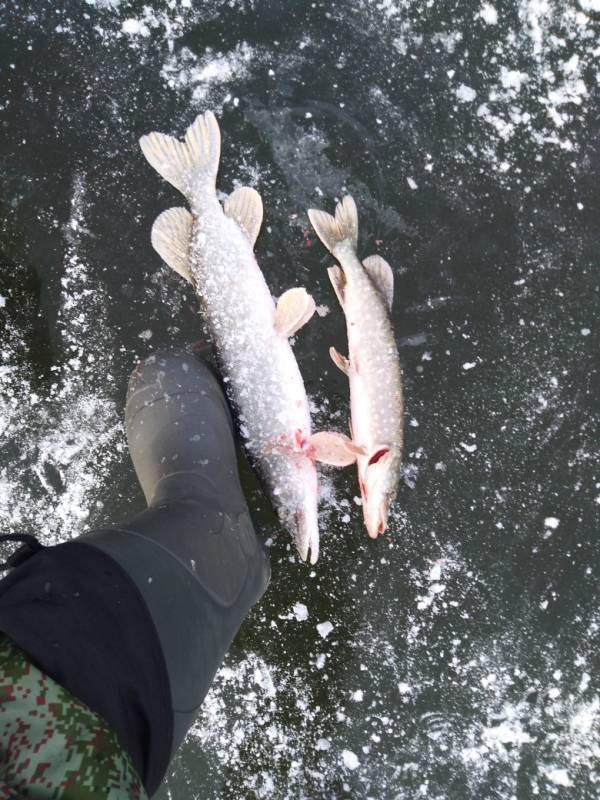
[363,254,394,311]
[275,288,316,337]
[329,346,349,375]
[224,186,263,246]
[308,431,366,467]
[151,207,194,284]
[327,265,346,308]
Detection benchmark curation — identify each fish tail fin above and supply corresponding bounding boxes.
[308,195,358,254]
[139,111,221,199]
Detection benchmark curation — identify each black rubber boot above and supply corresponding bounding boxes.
[83,350,270,757]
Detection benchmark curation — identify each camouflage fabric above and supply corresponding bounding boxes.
[0,634,148,799]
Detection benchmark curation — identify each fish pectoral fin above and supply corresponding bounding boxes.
[327,265,346,308]
[329,346,350,375]
[308,431,366,466]
[274,288,316,337]
[224,186,263,246]
[363,255,394,311]
[151,207,194,284]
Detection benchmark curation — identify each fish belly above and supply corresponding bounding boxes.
[189,208,312,478]
[345,280,403,451]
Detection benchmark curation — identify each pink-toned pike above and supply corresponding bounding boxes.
[308,196,404,538]
[139,111,357,563]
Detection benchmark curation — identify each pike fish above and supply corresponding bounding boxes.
[308,196,404,538]
[139,111,353,563]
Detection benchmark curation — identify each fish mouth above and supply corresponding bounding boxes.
[359,446,399,539]
[364,499,389,539]
[293,508,320,564]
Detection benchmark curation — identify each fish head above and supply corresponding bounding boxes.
[359,446,401,538]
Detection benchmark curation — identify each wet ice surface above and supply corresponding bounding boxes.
[1,1,599,798]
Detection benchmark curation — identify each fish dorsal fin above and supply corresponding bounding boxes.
[327,265,346,309]
[139,111,221,199]
[224,186,263,246]
[363,255,394,311]
[329,346,349,375]
[151,207,194,284]
[275,287,316,337]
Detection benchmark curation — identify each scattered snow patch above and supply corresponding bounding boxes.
[342,750,360,770]
[456,84,477,102]
[480,3,498,24]
[292,602,309,622]
[317,621,334,639]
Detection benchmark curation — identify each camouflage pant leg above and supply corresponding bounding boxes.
[0,635,148,800]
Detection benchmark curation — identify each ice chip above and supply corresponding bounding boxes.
[342,749,359,770]
[317,621,334,639]
[292,602,308,621]
[456,84,477,102]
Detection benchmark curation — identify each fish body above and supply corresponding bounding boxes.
[308,196,404,537]
[140,112,320,562]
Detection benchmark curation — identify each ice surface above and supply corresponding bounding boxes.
[0,176,124,545]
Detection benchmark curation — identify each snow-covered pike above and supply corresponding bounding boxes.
[308,196,404,538]
[139,111,352,563]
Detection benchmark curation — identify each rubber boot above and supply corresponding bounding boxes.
[83,350,270,757]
